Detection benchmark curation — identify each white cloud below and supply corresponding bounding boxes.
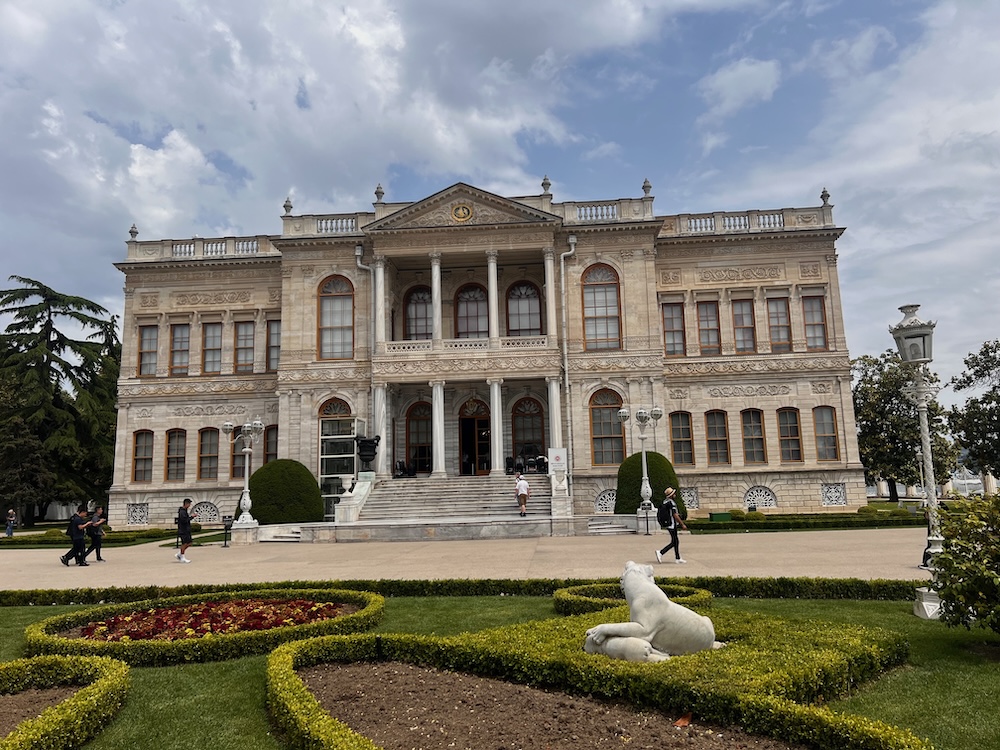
[582,142,623,161]
[696,57,781,123]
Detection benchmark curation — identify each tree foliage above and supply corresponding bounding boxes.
[0,276,120,523]
[851,350,956,501]
[614,451,684,519]
[934,494,1000,635]
[949,339,1000,474]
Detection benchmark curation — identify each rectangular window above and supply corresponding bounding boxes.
[778,409,803,462]
[814,406,840,461]
[669,412,694,465]
[767,298,792,353]
[697,301,721,355]
[706,411,730,464]
[235,321,255,374]
[264,425,278,464]
[199,429,219,480]
[133,431,153,482]
[202,322,222,374]
[169,324,190,376]
[231,433,246,479]
[803,296,828,350]
[591,408,624,465]
[320,419,356,497]
[166,429,186,481]
[266,320,281,372]
[662,303,685,356]
[138,326,158,376]
[732,300,756,353]
[741,409,767,463]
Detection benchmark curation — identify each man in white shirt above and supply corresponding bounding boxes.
[514,473,530,517]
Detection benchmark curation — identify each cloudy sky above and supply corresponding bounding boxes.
[1,0,997,404]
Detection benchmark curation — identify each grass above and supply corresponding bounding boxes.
[3,595,998,748]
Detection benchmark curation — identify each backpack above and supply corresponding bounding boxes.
[657,501,673,527]
[65,519,73,536]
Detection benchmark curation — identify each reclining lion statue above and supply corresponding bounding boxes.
[584,560,723,663]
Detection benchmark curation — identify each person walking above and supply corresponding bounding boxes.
[84,506,107,562]
[175,498,197,563]
[514,472,530,517]
[5,508,14,537]
[60,505,92,567]
[655,487,688,564]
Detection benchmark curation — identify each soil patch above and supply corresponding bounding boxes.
[300,661,808,749]
[0,686,78,738]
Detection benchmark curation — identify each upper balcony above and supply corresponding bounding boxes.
[121,233,280,263]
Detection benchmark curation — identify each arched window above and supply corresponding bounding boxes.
[705,410,730,464]
[813,406,840,461]
[582,264,621,350]
[132,430,153,482]
[778,408,803,462]
[669,412,694,465]
[455,284,488,338]
[507,282,542,337]
[198,428,219,480]
[740,409,767,464]
[512,397,545,462]
[319,398,355,497]
[318,275,354,359]
[589,389,624,465]
[406,402,433,472]
[404,286,432,340]
[166,429,186,481]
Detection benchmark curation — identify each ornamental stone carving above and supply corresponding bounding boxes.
[795,212,820,225]
[117,380,276,397]
[570,355,664,372]
[668,388,689,399]
[134,408,154,419]
[698,266,782,283]
[744,486,777,508]
[799,262,821,279]
[375,354,560,376]
[680,487,699,509]
[174,291,252,306]
[821,483,847,506]
[173,404,248,417]
[139,293,159,308]
[811,381,833,394]
[670,356,850,375]
[707,384,792,397]
[659,270,681,285]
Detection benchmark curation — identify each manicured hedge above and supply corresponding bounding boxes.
[0,655,129,750]
[268,607,929,750]
[687,516,925,531]
[552,583,713,615]
[24,588,383,666]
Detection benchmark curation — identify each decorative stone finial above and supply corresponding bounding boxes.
[283,197,293,215]
[642,178,652,197]
[374,183,384,203]
[541,175,551,194]
[129,223,138,240]
[821,187,830,206]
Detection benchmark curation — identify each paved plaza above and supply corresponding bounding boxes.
[2,527,930,591]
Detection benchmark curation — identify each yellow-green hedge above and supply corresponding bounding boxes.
[24,588,383,666]
[552,582,713,615]
[0,656,129,750]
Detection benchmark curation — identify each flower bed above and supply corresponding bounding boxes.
[25,588,383,666]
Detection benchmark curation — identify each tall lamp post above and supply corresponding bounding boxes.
[618,405,664,506]
[890,305,940,565]
[222,417,265,527]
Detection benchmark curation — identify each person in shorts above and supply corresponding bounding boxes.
[514,473,530,517]
[175,498,197,563]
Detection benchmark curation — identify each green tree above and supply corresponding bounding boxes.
[0,276,120,521]
[934,494,1000,635]
[949,339,1000,474]
[851,350,955,503]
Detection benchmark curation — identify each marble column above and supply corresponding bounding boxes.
[546,375,562,449]
[488,378,504,475]
[430,380,446,477]
[373,256,386,351]
[543,247,557,343]
[487,249,500,346]
[431,252,442,350]
[373,382,388,477]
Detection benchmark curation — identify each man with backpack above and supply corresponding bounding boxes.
[655,487,688,564]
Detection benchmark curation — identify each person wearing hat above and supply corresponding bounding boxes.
[655,486,687,564]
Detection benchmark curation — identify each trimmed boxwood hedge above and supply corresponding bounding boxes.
[687,515,925,531]
[24,588,383,666]
[553,583,713,615]
[0,655,129,750]
[268,607,929,750]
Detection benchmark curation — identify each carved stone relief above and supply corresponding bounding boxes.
[698,266,782,283]
[706,384,792,397]
[174,291,252,306]
[799,262,822,279]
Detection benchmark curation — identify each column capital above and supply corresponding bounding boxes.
[543,247,555,260]
[428,379,446,388]
[429,251,442,264]
[486,377,504,386]
[373,255,387,269]
[545,375,562,384]
[485,249,499,262]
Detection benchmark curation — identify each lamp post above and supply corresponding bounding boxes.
[889,304,941,567]
[618,405,664,508]
[222,416,265,526]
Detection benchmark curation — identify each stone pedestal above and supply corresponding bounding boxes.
[230,524,259,545]
[913,586,941,620]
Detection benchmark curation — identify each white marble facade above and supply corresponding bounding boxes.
[108,180,866,530]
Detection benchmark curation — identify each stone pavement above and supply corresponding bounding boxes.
[2,527,931,591]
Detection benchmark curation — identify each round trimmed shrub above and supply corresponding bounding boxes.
[615,451,684,518]
[857,505,878,516]
[552,582,713,615]
[246,459,323,524]
[889,508,913,518]
[745,511,766,522]
[728,508,746,520]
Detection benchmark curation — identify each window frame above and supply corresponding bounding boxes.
[455,284,489,339]
[169,323,190,376]
[132,430,154,482]
[803,296,828,351]
[202,321,223,374]
[138,325,158,377]
[697,301,721,355]
[404,285,433,341]
[767,298,792,353]
[662,302,686,356]
[813,406,840,461]
[705,410,730,465]
[264,424,278,464]
[164,428,186,481]
[506,281,543,337]
[731,299,757,354]
[582,264,622,351]
[589,389,625,465]
[318,275,355,360]
[198,428,219,480]
[234,320,255,374]
[778,408,803,462]
[669,411,694,465]
[266,320,281,372]
[740,408,767,464]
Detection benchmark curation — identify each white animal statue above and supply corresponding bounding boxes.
[584,560,723,663]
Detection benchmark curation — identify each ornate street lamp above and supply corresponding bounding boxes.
[222,416,265,526]
[889,304,941,568]
[618,405,664,506]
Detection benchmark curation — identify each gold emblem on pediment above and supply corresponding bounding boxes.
[451,203,473,222]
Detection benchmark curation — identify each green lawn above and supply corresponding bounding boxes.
[3,595,997,749]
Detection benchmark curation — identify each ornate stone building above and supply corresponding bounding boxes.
[109,179,865,534]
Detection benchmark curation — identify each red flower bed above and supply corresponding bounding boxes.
[81,599,351,642]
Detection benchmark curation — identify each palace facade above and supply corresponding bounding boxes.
[108,178,866,534]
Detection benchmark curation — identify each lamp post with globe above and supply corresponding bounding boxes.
[618,405,664,532]
[221,417,265,527]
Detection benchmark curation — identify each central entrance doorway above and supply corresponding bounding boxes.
[459,399,490,475]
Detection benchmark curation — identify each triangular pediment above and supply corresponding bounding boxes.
[366,183,561,232]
